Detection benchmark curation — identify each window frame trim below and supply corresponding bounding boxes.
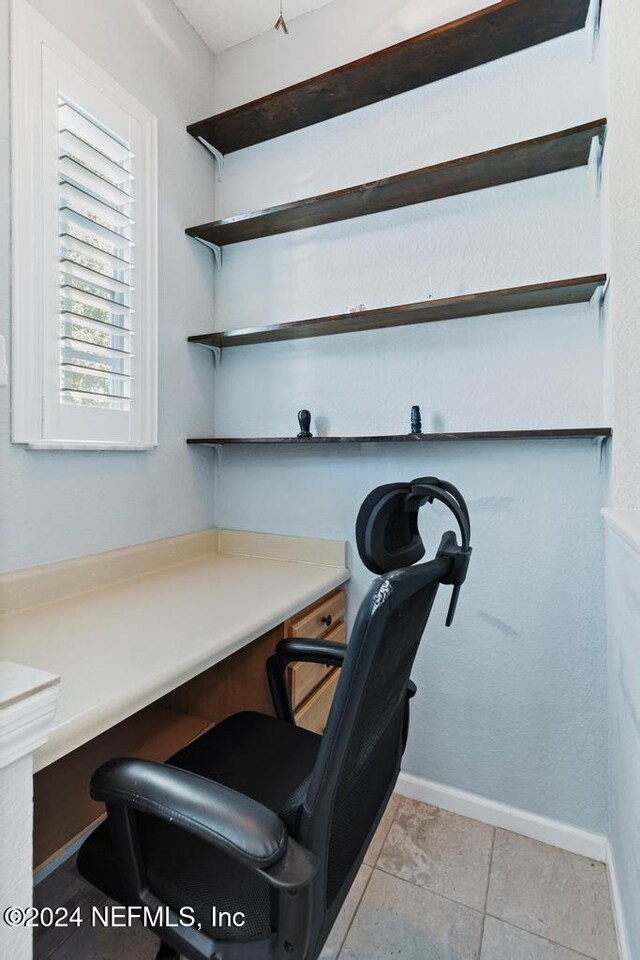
[10,0,158,450]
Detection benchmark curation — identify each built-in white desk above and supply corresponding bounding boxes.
[0,529,348,868]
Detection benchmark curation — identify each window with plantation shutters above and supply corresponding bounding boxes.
[12,0,158,449]
[58,99,135,416]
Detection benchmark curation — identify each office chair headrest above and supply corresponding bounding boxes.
[356,477,472,625]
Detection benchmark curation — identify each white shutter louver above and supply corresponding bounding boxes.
[58,98,135,412]
[12,1,157,448]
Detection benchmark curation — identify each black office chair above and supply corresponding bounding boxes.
[77,477,472,960]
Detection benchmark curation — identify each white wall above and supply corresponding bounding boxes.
[604,0,640,955]
[218,442,607,832]
[209,1,610,833]
[0,756,33,960]
[606,0,640,510]
[605,522,640,959]
[0,0,218,572]
[210,0,496,114]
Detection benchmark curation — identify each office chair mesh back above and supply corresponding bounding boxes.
[303,567,443,913]
[77,476,469,960]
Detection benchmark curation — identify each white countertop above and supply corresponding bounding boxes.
[0,662,60,770]
[0,530,348,770]
[0,661,59,710]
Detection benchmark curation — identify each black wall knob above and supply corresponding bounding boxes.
[297,409,313,438]
[411,405,422,434]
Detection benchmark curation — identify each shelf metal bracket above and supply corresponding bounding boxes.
[194,236,222,270]
[201,442,223,470]
[590,277,610,327]
[588,134,604,198]
[197,136,224,181]
[188,442,222,470]
[190,340,222,367]
[594,434,608,473]
[199,442,222,458]
[213,442,222,480]
[585,0,603,62]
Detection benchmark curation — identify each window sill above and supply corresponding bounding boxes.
[24,441,157,451]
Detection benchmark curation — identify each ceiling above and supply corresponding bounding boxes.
[173,0,336,54]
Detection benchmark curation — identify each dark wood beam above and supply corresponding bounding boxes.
[188,0,591,155]
[188,275,606,349]
[187,429,612,446]
[186,120,606,247]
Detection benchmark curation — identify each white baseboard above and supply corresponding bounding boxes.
[396,772,609,862]
[606,841,633,960]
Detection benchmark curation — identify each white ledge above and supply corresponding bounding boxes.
[0,662,60,768]
[25,441,157,451]
[602,508,640,556]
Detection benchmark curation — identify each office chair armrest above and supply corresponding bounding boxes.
[267,638,347,723]
[91,757,317,888]
[275,637,347,666]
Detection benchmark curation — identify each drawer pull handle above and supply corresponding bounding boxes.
[321,614,333,627]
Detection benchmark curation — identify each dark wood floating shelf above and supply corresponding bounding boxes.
[188,429,612,447]
[189,275,606,350]
[186,120,606,247]
[187,0,590,155]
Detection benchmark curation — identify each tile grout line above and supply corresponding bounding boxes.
[371,811,605,960]
[483,829,497,912]
[369,795,403,868]
[340,797,615,960]
[335,797,402,958]
[478,827,497,958]
[334,864,374,959]
[483,913,603,960]
[370,795,494,921]
[372,863,486,918]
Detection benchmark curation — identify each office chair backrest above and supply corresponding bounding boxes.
[299,478,471,951]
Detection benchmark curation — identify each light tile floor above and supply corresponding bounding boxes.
[34,796,620,960]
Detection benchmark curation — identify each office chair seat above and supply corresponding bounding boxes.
[78,711,321,941]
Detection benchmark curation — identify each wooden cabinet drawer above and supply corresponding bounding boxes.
[295,671,340,735]
[286,619,347,709]
[324,620,347,644]
[288,661,334,709]
[287,588,346,640]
